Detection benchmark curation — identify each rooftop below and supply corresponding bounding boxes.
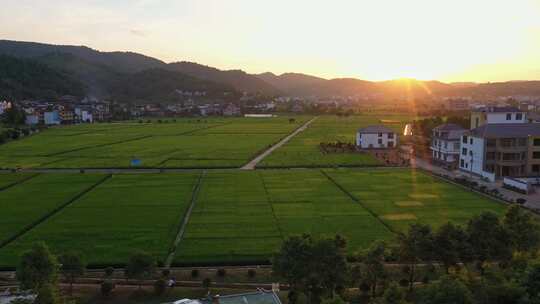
[358,125,395,134]
[472,106,522,113]
[433,123,466,132]
[468,123,540,138]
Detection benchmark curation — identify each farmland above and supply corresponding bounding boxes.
[258,114,417,168]
[0,173,199,267]
[0,116,309,169]
[0,168,506,268]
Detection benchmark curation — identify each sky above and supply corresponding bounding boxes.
[1,0,540,82]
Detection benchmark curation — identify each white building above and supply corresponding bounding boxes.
[431,124,466,168]
[356,125,398,149]
[470,106,526,129]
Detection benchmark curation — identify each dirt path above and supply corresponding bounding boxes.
[240,117,318,170]
[164,171,206,268]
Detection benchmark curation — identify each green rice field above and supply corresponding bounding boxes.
[258,114,417,168]
[0,169,506,268]
[0,116,309,169]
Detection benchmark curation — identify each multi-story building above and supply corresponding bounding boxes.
[431,124,466,169]
[459,124,540,180]
[356,125,398,149]
[470,106,526,129]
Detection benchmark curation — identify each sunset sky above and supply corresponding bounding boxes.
[1,0,540,82]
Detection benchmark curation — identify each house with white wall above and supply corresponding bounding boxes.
[431,124,466,169]
[356,125,398,149]
[470,106,526,129]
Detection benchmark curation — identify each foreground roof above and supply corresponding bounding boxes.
[198,291,282,304]
[468,123,540,138]
[358,125,395,134]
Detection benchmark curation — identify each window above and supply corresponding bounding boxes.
[454,142,460,150]
[533,164,540,173]
[503,153,520,161]
[378,133,382,137]
[534,152,540,159]
[487,139,496,147]
[470,138,473,145]
[388,133,394,139]
[475,117,479,128]
[534,138,540,146]
[469,151,473,156]
[518,138,527,146]
[516,113,523,120]
[462,136,468,144]
[444,142,448,149]
[378,139,383,145]
[388,141,394,147]
[484,164,495,173]
[506,113,512,120]
[460,159,465,167]
[462,148,467,156]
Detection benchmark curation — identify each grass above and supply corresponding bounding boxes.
[0,174,105,246]
[0,116,309,169]
[258,114,419,168]
[0,173,34,189]
[0,173,200,267]
[0,169,507,268]
[174,170,393,265]
[323,168,506,232]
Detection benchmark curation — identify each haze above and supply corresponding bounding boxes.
[1,0,540,82]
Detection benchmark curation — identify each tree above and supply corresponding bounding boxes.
[16,243,59,290]
[382,283,405,304]
[2,106,26,125]
[467,212,512,274]
[503,205,540,254]
[418,275,472,304]
[433,222,469,273]
[58,251,85,295]
[125,251,156,289]
[524,263,540,303]
[34,283,59,304]
[356,241,387,297]
[273,235,348,304]
[397,223,434,291]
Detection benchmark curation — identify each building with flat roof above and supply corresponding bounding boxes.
[356,125,398,149]
[470,106,526,129]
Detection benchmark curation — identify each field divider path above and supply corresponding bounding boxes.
[0,173,40,192]
[320,170,397,235]
[0,174,112,249]
[165,170,206,268]
[258,171,285,239]
[45,135,153,157]
[241,117,318,170]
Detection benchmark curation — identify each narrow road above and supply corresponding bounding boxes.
[240,117,318,170]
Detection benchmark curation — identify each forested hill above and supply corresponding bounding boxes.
[0,55,85,100]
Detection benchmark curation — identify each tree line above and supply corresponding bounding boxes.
[273,205,540,304]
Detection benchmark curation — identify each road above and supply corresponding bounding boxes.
[240,117,318,170]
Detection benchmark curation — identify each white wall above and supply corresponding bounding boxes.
[486,112,526,124]
[356,132,397,149]
[459,136,484,175]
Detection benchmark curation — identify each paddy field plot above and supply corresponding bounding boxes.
[324,168,506,232]
[258,114,418,168]
[174,170,393,264]
[0,174,106,246]
[0,116,308,169]
[0,173,34,189]
[0,173,199,267]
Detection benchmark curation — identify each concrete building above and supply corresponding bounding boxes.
[43,111,61,125]
[470,106,526,129]
[431,124,466,169]
[459,123,540,181]
[223,103,241,116]
[356,125,398,149]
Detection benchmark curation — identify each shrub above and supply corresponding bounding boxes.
[101,281,115,296]
[191,269,199,278]
[154,278,167,295]
[247,269,256,278]
[161,269,170,278]
[217,268,226,277]
[105,267,114,278]
[202,278,211,289]
[399,278,409,287]
[516,198,527,205]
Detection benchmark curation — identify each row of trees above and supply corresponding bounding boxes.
[273,205,540,304]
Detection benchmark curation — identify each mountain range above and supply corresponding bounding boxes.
[1,39,540,102]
